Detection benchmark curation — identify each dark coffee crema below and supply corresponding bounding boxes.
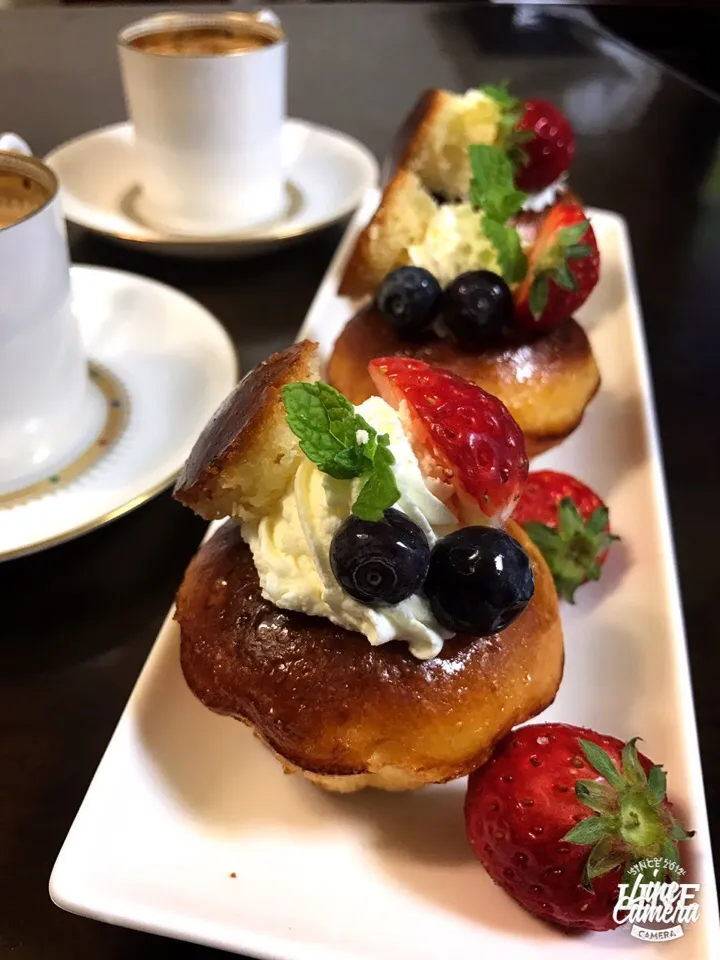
[128,25,275,57]
[0,166,52,230]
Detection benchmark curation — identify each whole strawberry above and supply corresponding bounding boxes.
[465,723,693,931]
[513,470,618,602]
[513,99,575,193]
[515,202,600,332]
[368,357,528,525]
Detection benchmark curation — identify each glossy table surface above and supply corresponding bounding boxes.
[0,4,719,958]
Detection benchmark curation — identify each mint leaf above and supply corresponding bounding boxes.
[352,458,400,522]
[468,144,526,222]
[316,381,358,447]
[282,382,349,470]
[283,382,375,478]
[481,81,524,144]
[483,215,527,285]
[282,381,401,520]
[480,81,519,113]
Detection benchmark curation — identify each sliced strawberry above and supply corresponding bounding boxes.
[513,99,575,193]
[481,86,575,193]
[368,357,528,524]
[515,201,600,332]
[513,470,619,602]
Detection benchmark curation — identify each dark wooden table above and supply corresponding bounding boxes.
[0,4,718,958]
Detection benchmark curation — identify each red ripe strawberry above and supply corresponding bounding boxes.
[368,357,528,524]
[513,470,618,602]
[513,99,575,193]
[515,202,600,332]
[465,723,693,932]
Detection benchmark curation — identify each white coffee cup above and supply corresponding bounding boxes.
[117,10,287,237]
[0,136,91,495]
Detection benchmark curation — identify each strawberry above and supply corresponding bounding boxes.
[481,85,574,192]
[465,723,694,932]
[368,357,528,525]
[513,470,618,602]
[514,202,600,332]
[513,99,575,193]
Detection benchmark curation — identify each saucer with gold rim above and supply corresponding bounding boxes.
[0,265,237,561]
[44,120,378,259]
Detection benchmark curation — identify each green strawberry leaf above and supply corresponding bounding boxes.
[483,215,528,285]
[575,779,619,815]
[282,381,401,518]
[528,272,549,320]
[660,834,680,874]
[647,764,668,805]
[670,820,695,842]
[586,835,626,881]
[621,738,648,788]
[564,815,616,846]
[522,520,562,555]
[557,497,586,538]
[585,505,610,536]
[552,259,578,293]
[564,242,593,259]
[579,739,626,791]
[558,220,590,246]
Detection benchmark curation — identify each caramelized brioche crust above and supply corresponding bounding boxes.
[174,341,319,521]
[327,306,600,457]
[176,520,564,792]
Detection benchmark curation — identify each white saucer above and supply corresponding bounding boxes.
[45,120,379,258]
[0,265,237,561]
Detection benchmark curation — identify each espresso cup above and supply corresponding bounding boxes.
[118,11,287,236]
[0,138,91,495]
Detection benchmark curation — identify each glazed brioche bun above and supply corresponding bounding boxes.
[173,342,564,792]
[327,306,601,458]
[338,169,565,302]
[384,88,499,201]
[383,87,579,205]
[176,519,564,793]
[339,169,437,300]
[174,341,320,523]
[340,88,578,300]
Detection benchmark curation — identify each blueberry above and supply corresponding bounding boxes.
[377,266,442,335]
[442,270,513,345]
[330,508,430,606]
[423,527,534,635]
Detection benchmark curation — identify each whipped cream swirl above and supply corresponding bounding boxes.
[240,396,458,660]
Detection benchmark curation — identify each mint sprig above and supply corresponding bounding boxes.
[282,382,400,522]
[468,144,528,285]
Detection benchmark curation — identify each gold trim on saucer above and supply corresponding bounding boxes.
[0,473,180,563]
[0,364,128,510]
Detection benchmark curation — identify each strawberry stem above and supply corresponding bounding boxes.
[522,498,618,602]
[564,738,694,892]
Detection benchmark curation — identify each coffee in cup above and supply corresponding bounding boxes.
[118,11,287,236]
[127,25,274,57]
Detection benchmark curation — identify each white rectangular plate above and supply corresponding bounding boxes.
[51,191,720,959]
